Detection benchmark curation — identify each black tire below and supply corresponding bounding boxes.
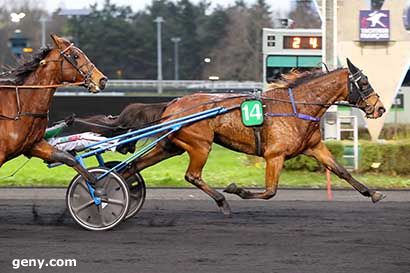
[104,161,146,220]
[66,167,129,231]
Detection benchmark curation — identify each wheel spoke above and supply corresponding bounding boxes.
[97,205,106,227]
[73,200,95,214]
[105,198,126,207]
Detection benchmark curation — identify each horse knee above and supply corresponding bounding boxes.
[185,173,226,204]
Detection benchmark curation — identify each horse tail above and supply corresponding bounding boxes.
[68,102,170,154]
[71,114,122,137]
[112,101,170,154]
[71,101,169,137]
[115,101,169,132]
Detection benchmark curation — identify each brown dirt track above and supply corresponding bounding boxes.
[0,192,409,273]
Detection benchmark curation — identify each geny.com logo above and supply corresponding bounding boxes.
[12,258,77,270]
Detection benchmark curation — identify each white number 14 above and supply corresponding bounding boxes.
[243,104,262,121]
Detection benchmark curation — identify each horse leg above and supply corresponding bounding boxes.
[26,140,104,196]
[224,155,285,200]
[168,136,232,216]
[184,146,232,217]
[305,141,385,203]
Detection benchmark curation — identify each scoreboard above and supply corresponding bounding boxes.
[262,28,322,87]
[282,36,322,50]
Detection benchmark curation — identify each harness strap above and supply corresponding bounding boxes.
[0,112,48,120]
[265,88,320,122]
[253,126,263,156]
[15,86,21,117]
[19,112,49,118]
[0,82,84,120]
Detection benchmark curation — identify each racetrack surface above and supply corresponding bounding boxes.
[0,189,409,273]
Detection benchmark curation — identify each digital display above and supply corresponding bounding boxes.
[283,36,322,49]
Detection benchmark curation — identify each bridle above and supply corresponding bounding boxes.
[348,69,379,116]
[0,43,96,121]
[59,43,96,89]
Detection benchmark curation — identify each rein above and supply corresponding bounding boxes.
[0,81,85,120]
[65,95,250,132]
[0,81,85,89]
[73,116,122,130]
[69,90,337,132]
[72,84,360,132]
[144,89,364,126]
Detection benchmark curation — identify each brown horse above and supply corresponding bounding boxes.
[108,60,384,216]
[0,34,107,192]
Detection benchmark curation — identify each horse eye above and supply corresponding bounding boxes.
[74,55,79,59]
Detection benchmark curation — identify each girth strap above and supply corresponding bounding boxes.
[253,126,263,156]
[0,86,49,120]
[19,112,49,119]
[0,112,49,120]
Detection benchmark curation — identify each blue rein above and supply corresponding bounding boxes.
[265,88,320,122]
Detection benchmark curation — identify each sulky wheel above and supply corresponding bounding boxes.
[104,161,146,220]
[66,167,130,231]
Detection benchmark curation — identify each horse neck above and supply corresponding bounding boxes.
[291,69,349,118]
[19,63,62,112]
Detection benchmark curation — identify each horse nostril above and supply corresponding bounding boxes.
[99,77,108,89]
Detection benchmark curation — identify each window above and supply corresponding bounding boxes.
[371,0,384,10]
[404,1,410,31]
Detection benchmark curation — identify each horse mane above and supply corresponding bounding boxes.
[268,68,342,90]
[0,47,52,85]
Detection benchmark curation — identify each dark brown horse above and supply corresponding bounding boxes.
[74,60,386,216]
[70,102,168,136]
[0,34,107,193]
[69,102,168,153]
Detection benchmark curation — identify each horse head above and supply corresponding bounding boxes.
[47,34,107,93]
[346,58,385,119]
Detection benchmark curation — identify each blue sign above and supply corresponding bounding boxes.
[359,10,390,41]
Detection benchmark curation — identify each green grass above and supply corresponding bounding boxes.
[1,145,410,189]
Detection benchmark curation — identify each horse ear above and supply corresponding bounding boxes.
[346,58,359,74]
[50,34,60,48]
[50,34,71,49]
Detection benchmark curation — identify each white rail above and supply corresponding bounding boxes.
[106,80,263,90]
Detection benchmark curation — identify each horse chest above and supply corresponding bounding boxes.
[1,119,47,155]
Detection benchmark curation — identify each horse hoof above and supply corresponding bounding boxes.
[219,202,232,218]
[224,183,238,194]
[371,191,386,203]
